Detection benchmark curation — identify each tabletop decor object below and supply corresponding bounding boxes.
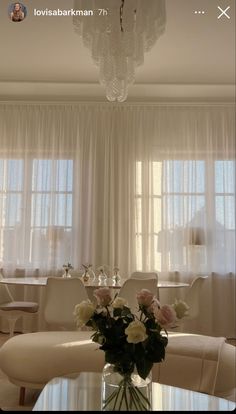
[74,288,189,411]
[81,263,96,282]
[97,265,108,284]
[112,266,121,284]
[62,262,73,278]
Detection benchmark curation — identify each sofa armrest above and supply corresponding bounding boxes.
[152,333,236,402]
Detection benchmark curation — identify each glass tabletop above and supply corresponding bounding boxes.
[0,277,189,288]
[32,372,235,411]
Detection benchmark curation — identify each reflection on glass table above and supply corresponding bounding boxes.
[32,372,235,412]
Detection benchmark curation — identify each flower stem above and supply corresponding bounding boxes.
[129,387,141,410]
[102,376,151,411]
[133,384,152,407]
[113,383,122,410]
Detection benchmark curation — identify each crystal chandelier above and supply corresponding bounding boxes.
[73,0,166,102]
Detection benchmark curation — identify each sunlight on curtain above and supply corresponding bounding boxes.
[135,158,235,275]
[0,103,235,278]
[0,103,235,337]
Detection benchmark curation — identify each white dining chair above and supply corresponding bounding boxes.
[44,277,89,330]
[131,271,158,279]
[173,275,209,333]
[118,278,158,315]
[131,271,159,299]
[0,274,39,337]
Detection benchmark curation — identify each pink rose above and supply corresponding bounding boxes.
[136,289,154,307]
[154,304,176,328]
[94,287,112,307]
[147,297,161,314]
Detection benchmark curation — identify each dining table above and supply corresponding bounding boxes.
[0,276,190,333]
[0,276,189,289]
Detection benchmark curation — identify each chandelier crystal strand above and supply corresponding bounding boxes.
[73,0,166,102]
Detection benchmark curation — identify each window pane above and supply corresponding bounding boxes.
[1,229,21,263]
[216,196,235,230]
[215,160,235,193]
[135,198,142,234]
[3,194,22,226]
[7,160,23,191]
[31,160,73,227]
[54,194,72,227]
[31,194,50,227]
[30,229,48,265]
[164,195,205,228]
[0,159,23,191]
[153,198,162,233]
[154,234,161,271]
[32,159,52,192]
[164,160,205,193]
[135,234,142,270]
[152,162,162,196]
[55,160,73,191]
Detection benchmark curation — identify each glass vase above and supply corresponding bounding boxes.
[101,363,152,411]
[81,270,90,283]
[62,269,71,278]
[112,268,121,286]
[81,265,96,283]
[98,270,107,284]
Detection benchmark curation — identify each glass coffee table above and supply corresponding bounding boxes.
[32,372,235,411]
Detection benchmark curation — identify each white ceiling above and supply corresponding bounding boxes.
[0,0,235,101]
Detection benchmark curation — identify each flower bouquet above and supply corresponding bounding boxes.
[62,262,73,278]
[74,288,189,411]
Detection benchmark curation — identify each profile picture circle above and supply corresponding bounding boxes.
[8,2,27,22]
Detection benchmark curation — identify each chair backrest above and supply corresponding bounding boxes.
[118,278,158,315]
[131,271,158,280]
[186,275,208,320]
[130,272,159,299]
[44,277,89,330]
[0,273,14,305]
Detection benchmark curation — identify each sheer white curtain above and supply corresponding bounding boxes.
[0,103,235,278]
[0,102,235,336]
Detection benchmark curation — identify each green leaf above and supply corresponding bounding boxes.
[145,317,158,331]
[134,343,145,361]
[105,350,120,364]
[121,306,133,317]
[113,308,122,317]
[136,358,153,380]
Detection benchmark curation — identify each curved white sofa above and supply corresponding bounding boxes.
[0,331,235,405]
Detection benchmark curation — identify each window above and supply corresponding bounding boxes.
[0,159,24,265]
[214,160,235,270]
[0,158,73,269]
[135,159,235,273]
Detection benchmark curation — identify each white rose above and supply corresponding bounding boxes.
[172,299,189,319]
[112,297,128,309]
[73,300,95,327]
[125,321,148,344]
